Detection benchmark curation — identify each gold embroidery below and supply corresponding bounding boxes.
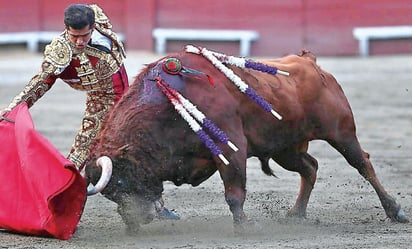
[6,75,52,110]
[63,47,121,91]
[75,53,99,87]
[66,77,113,91]
[89,4,112,28]
[95,56,114,79]
[67,89,116,167]
[44,36,72,71]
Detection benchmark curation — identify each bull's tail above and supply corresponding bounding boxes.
[258,156,278,178]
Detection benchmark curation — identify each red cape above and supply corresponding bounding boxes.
[0,103,86,240]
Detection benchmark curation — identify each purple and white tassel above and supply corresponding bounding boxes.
[185,45,283,120]
[173,90,238,152]
[185,45,289,76]
[156,79,230,165]
[171,98,229,165]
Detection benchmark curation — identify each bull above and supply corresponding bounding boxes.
[84,46,408,233]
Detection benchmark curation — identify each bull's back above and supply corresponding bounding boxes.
[260,52,351,117]
[237,52,354,147]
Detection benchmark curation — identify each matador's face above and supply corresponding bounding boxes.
[66,24,95,50]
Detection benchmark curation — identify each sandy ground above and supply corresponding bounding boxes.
[0,48,411,249]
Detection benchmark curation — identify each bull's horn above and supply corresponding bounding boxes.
[87,156,113,196]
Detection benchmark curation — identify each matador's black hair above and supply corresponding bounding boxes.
[64,4,95,30]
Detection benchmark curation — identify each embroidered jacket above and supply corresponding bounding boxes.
[5,4,129,168]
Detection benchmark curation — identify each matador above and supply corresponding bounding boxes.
[3,4,128,168]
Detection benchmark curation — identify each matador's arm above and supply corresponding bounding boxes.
[5,36,70,111]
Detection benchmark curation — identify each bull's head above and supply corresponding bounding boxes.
[85,153,163,233]
[81,54,198,232]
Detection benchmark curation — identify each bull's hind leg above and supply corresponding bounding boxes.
[328,136,409,223]
[272,142,318,217]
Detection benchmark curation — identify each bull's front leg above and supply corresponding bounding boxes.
[218,155,248,231]
[225,185,247,224]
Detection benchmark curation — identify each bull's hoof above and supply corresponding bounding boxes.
[286,208,306,218]
[233,220,247,236]
[125,223,141,235]
[232,213,248,235]
[391,209,409,223]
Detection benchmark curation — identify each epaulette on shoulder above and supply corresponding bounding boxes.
[44,35,72,70]
[89,4,112,29]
